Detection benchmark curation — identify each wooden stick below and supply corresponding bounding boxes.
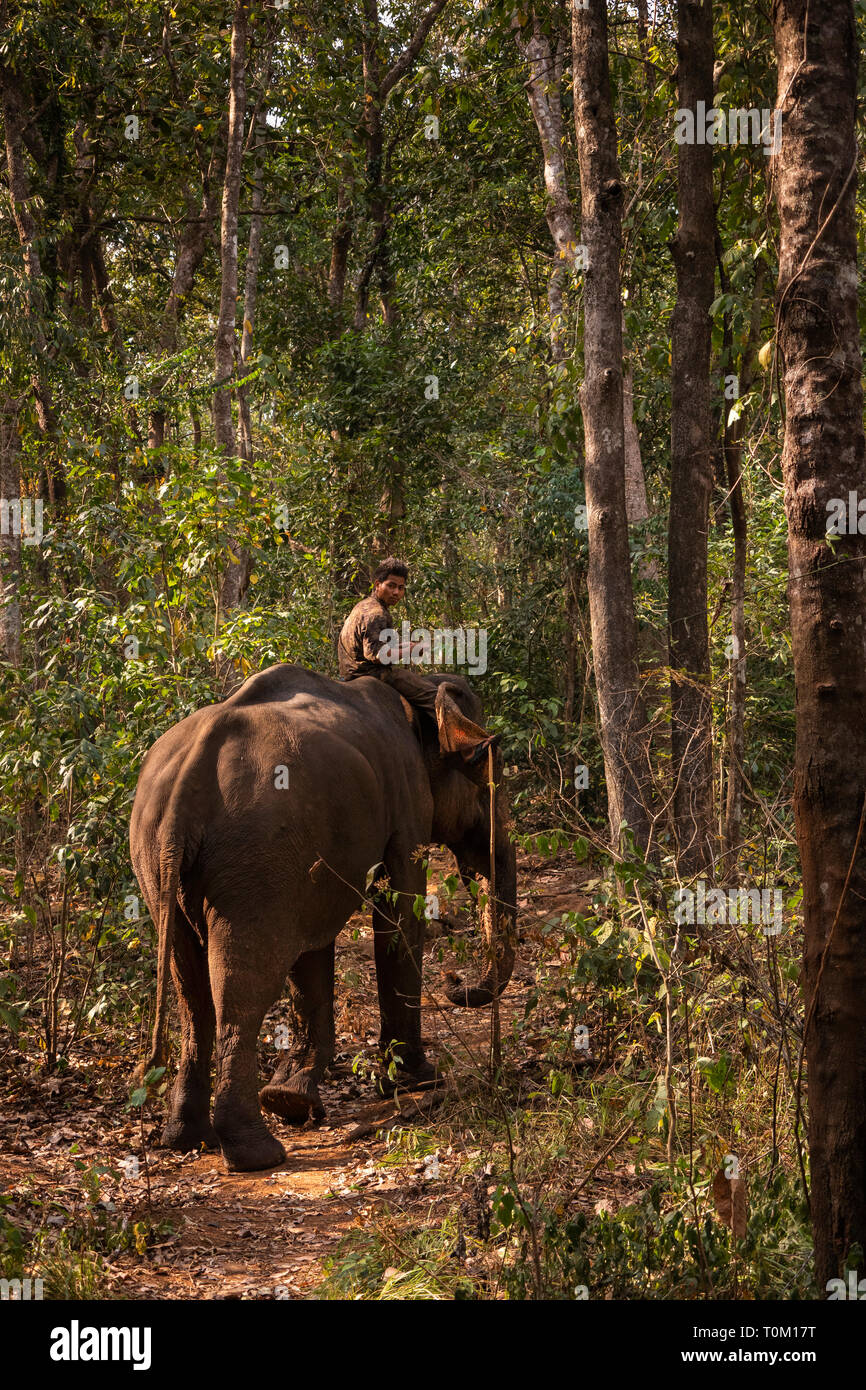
[489,743,501,1072]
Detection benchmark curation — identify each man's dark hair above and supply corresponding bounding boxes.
[373,557,408,584]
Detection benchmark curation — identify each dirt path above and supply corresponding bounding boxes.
[1,851,592,1299]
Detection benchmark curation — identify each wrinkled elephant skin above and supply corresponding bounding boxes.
[129,665,517,1172]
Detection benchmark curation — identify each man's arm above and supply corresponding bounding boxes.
[361,611,394,666]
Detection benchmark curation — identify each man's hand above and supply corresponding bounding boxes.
[390,640,421,664]
[377,638,422,666]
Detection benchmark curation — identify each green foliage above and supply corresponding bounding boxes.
[127,1065,166,1110]
[502,1168,815,1301]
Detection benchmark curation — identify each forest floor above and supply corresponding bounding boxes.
[0,846,652,1301]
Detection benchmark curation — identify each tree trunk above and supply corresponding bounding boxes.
[0,394,22,667]
[623,328,649,526]
[515,14,575,362]
[719,252,766,871]
[328,178,354,317]
[354,5,387,332]
[377,461,405,551]
[571,0,652,853]
[668,0,715,874]
[190,399,202,459]
[215,0,252,620]
[73,123,145,448]
[237,120,264,466]
[636,0,653,86]
[82,215,123,358]
[773,0,866,1287]
[562,550,582,796]
[1,392,28,968]
[353,0,449,332]
[0,67,65,505]
[442,529,462,627]
[148,184,220,456]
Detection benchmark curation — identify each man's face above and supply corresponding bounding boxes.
[375,574,406,607]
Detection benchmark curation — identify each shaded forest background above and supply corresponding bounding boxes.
[1,0,866,1300]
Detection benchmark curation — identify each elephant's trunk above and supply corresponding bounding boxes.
[445,844,517,1008]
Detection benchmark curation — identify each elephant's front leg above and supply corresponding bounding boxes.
[259,943,335,1124]
[373,851,438,1090]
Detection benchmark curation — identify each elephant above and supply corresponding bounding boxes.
[129,663,517,1172]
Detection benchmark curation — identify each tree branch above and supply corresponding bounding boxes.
[380,0,450,101]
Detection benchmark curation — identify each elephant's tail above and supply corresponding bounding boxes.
[132,829,183,1088]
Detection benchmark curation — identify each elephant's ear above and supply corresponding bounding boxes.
[434,683,489,757]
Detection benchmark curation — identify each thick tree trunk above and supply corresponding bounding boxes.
[571,0,652,853]
[215,0,252,619]
[519,9,652,773]
[668,0,715,874]
[773,0,866,1286]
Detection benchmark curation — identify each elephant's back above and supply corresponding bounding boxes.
[130,704,217,866]
[226,663,415,747]
[130,667,429,913]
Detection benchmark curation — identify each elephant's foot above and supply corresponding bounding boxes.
[376,1056,442,1097]
[259,1070,325,1125]
[160,1114,219,1153]
[215,1117,287,1173]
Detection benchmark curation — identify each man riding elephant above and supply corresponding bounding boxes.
[337,557,497,766]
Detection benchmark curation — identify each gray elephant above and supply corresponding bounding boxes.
[129,664,517,1172]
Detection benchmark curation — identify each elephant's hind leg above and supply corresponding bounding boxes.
[260,942,335,1124]
[161,915,218,1153]
[209,916,289,1173]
